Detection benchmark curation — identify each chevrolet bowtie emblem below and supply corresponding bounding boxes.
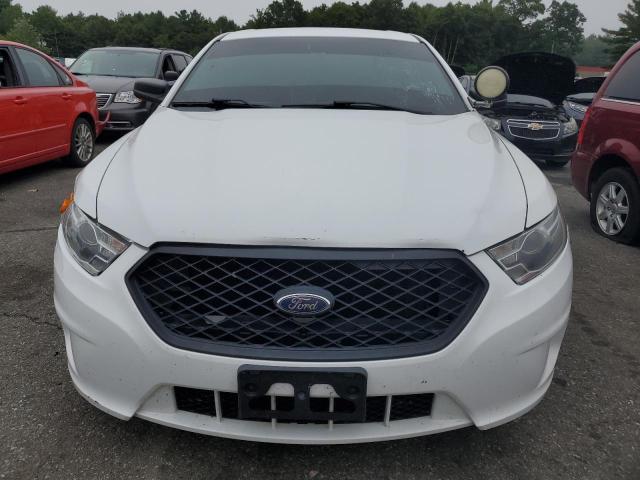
[528,123,544,131]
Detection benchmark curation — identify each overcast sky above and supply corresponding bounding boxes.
[15,0,628,35]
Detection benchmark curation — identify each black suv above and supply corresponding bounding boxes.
[70,47,192,131]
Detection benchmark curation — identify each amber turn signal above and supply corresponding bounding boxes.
[59,192,74,214]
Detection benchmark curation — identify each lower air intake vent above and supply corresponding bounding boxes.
[174,387,433,424]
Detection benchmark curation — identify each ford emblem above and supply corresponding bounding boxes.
[274,286,334,316]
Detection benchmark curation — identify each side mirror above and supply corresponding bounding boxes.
[474,66,510,101]
[164,70,179,82]
[133,79,169,104]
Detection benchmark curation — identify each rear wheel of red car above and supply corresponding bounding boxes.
[63,118,95,167]
[590,167,640,244]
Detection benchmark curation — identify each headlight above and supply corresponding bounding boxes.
[562,117,579,137]
[482,116,502,132]
[62,202,130,275]
[487,207,568,285]
[114,91,142,104]
[565,101,588,114]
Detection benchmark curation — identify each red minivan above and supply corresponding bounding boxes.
[0,41,106,175]
[572,42,640,244]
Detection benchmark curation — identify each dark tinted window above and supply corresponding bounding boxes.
[172,54,188,72]
[173,37,467,115]
[161,55,176,76]
[0,49,19,87]
[16,48,60,87]
[52,62,73,85]
[605,52,640,101]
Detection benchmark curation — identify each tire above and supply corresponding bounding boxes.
[590,167,640,245]
[545,159,569,168]
[63,118,95,167]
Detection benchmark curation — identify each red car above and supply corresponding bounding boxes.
[0,41,106,175]
[572,41,640,244]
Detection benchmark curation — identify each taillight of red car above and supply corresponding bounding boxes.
[576,107,592,147]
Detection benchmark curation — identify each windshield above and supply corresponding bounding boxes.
[71,50,159,78]
[171,37,467,115]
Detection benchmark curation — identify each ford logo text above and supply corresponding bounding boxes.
[274,287,334,316]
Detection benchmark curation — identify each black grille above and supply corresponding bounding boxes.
[96,93,111,109]
[174,387,433,423]
[128,246,487,361]
[175,387,216,416]
[507,120,560,140]
[389,394,433,420]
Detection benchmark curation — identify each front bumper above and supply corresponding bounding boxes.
[101,102,153,131]
[54,229,573,444]
[508,134,577,164]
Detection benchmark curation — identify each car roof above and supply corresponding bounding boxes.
[87,46,185,54]
[0,40,37,49]
[222,28,419,43]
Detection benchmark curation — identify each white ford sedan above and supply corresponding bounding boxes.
[54,28,572,444]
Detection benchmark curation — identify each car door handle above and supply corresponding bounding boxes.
[62,93,72,100]
[13,96,27,105]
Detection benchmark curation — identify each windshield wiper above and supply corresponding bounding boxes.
[171,99,269,110]
[71,73,119,77]
[281,101,428,114]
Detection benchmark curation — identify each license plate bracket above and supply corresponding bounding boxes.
[237,365,367,423]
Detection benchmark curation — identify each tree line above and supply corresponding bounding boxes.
[0,0,638,71]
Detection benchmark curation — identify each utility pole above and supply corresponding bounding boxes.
[54,30,60,58]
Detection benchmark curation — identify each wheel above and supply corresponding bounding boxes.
[63,118,95,167]
[545,159,569,168]
[590,167,640,244]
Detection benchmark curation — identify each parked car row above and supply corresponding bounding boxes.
[0,27,635,447]
[0,41,192,175]
[1,37,639,247]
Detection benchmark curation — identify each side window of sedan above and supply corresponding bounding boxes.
[52,62,73,86]
[0,49,20,88]
[15,48,61,87]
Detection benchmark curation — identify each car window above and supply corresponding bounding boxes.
[52,62,73,86]
[172,37,467,115]
[0,48,20,87]
[15,48,60,87]
[162,55,176,76]
[172,54,188,73]
[70,50,159,78]
[605,51,640,102]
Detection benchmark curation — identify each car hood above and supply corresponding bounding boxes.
[494,52,577,105]
[95,107,528,254]
[565,92,595,106]
[72,74,137,94]
[504,94,554,108]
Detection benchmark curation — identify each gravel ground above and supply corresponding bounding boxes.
[1,139,639,479]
